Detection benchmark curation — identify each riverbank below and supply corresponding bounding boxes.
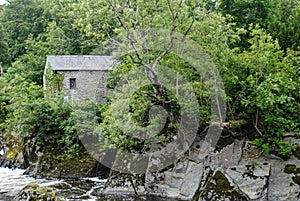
[0,167,179,201]
[102,138,300,200]
[1,130,300,200]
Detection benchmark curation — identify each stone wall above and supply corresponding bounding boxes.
[58,70,108,104]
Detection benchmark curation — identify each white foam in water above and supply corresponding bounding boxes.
[0,167,62,200]
[0,167,171,201]
[0,167,36,200]
[84,177,107,183]
[0,167,107,201]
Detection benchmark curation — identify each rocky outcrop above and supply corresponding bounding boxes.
[103,138,300,201]
[0,134,29,169]
[2,129,300,200]
[0,132,110,179]
[24,153,110,179]
[268,159,300,201]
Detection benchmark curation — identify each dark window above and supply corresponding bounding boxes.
[70,78,76,89]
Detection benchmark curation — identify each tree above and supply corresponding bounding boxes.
[267,0,300,50]
[67,0,242,174]
[232,27,300,155]
[9,21,73,85]
[0,73,82,154]
[0,0,50,64]
[217,0,300,51]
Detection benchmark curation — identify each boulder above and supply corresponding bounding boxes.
[13,183,62,201]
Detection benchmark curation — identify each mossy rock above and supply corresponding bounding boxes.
[292,175,300,186]
[27,153,109,179]
[284,164,297,174]
[4,136,23,160]
[212,171,232,192]
[199,170,248,200]
[6,148,20,159]
[293,146,300,160]
[14,184,62,201]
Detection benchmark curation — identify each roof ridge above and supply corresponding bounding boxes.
[46,55,116,71]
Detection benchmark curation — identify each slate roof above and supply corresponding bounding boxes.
[46,55,116,71]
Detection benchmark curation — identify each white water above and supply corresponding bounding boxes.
[0,167,37,200]
[0,167,107,201]
[0,167,174,201]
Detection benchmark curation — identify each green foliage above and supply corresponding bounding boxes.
[102,0,299,156]
[0,0,299,159]
[238,28,300,155]
[0,0,48,64]
[0,74,83,154]
[217,0,300,51]
[266,0,300,50]
[0,0,95,85]
[9,17,76,85]
[216,0,276,49]
[44,63,64,98]
[0,75,44,137]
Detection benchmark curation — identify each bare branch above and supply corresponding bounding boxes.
[130,4,138,30]
[184,18,195,36]
[108,0,147,67]
[253,109,264,138]
[167,0,176,32]
[108,0,129,33]
[174,0,183,22]
[150,0,183,69]
[153,38,174,69]
[167,0,182,32]
[129,55,141,65]
[147,0,159,32]
[139,0,159,65]
[128,49,157,81]
[138,31,150,64]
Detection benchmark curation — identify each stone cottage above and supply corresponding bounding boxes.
[43,55,116,103]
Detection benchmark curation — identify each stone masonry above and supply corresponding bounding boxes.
[59,70,108,103]
[43,55,116,103]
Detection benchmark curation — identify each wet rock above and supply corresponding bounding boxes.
[126,140,244,200]
[198,170,249,201]
[13,183,62,201]
[208,140,243,168]
[268,158,300,201]
[26,153,109,179]
[225,158,270,200]
[2,127,299,201]
[103,173,145,195]
[103,137,300,201]
[145,160,204,199]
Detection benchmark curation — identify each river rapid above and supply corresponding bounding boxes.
[0,167,176,201]
[0,167,36,200]
[0,167,107,201]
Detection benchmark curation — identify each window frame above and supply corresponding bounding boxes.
[70,78,76,89]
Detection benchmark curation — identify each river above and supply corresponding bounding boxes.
[0,167,36,200]
[0,167,176,201]
[0,167,107,200]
